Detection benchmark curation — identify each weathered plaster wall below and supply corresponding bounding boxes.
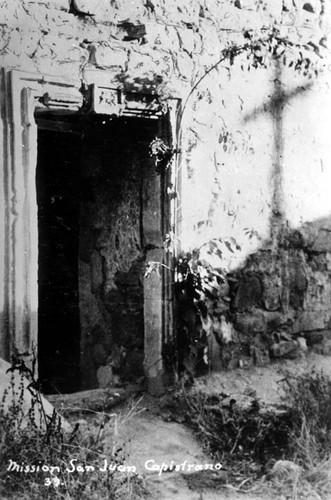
[1,0,331,378]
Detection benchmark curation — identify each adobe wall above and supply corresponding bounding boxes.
[1,0,331,379]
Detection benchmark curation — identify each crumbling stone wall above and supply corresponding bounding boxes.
[219,221,331,369]
[1,0,331,383]
[78,119,157,388]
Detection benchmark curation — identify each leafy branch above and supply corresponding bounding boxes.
[144,260,172,278]
[149,137,180,172]
[145,236,240,315]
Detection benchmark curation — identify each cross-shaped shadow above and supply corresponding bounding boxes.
[242,60,313,238]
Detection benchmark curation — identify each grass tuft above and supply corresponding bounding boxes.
[178,369,331,499]
[0,358,147,500]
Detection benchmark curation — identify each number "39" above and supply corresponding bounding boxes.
[44,477,61,487]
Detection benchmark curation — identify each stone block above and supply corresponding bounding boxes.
[299,218,331,253]
[297,336,308,351]
[312,344,324,354]
[262,283,281,311]
[320,339,331,355]
[233,274,262,312]
[239,356,254,369]
[90,43,129,69]
[270,340,301,359]
[294,311,329,333]
[227,356,240,370]
[213,316,236,344]
[235,310,286,334]
[309,252,331,274]
[234,312,266,334]
[97,365,114,388]
[271,460,303,480]
[289,290,304,310]
[304,330,324,346]
[289,256,307,292]
[220,343,243,370]
[323,328,331,340]
[312,228,331,253]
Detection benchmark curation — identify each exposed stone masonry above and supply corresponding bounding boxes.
[206,221,331,371]
[78,118,159,388]
[1,0,330,387]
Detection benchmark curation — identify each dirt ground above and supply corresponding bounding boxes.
[192,351,331,406]
[48,352,331,500]
[3,352,331,499]
[112,352,331,500]
[116,407,268,500]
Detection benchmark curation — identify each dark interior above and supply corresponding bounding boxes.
[36,125,82,393]
[35,112,165,394]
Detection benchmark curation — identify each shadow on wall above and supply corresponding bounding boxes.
[183,214,331,376]
[243,62,314,231]
[174,66,330,377]
[180,64,331,375]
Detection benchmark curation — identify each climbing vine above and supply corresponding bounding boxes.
[178,24,327,128]
[147,20,329,377]
[148,20,328,302]
[149,137,180,173]
[150,23,327,172]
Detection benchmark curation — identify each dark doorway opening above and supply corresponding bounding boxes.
[36,126,81,393]
[35,111,169,394]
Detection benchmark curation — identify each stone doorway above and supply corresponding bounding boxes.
[35,111,170,393]
[1,70,180,396]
